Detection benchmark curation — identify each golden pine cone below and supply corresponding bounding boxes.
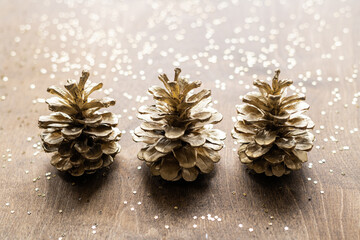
[232,70,314,177]
[38,71,121,176]
[133,68,226,181]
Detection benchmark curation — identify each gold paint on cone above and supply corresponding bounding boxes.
[232,70,314,177]
[133,68,226,181]
[39,71,121,176]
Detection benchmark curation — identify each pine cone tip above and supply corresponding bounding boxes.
[174,68,181,80]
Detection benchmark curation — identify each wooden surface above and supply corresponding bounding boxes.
[0,0,360,239]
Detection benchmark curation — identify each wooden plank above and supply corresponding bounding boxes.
[0,0,359,239]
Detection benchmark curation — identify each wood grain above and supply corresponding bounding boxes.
[0,0,359,239]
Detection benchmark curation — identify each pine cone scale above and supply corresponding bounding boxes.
[254,130,277,146]
[234,121,256,134]
[201,147,221,163]
[159,158,181,181]
[191,111,212,121]
[182,167,199,182]
[140,122,164,131]
[74,140,90,153]
[61,127,83,139]
[154,138,181,153]
[164,126,185,139]
[275,137,296,149]
[59,159,73,172]
[84,82,103,99]
[272,164,286,177]
[143,146,166,162]
[101,142,120,155]
[47,86,72,101]
[38,114,72,127]
[204,142,223,151]
[83,126,113,137]
[173,146,197,168]
[196,153,214,173]
[239,152,252,164]
[180,133,206,147]
[245,143,271,158]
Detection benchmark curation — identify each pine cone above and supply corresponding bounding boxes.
[133,68,226,181]
[38,71,121,176]
[232,70,314,177]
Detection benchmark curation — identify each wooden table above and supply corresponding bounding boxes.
[0,0,359,239]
